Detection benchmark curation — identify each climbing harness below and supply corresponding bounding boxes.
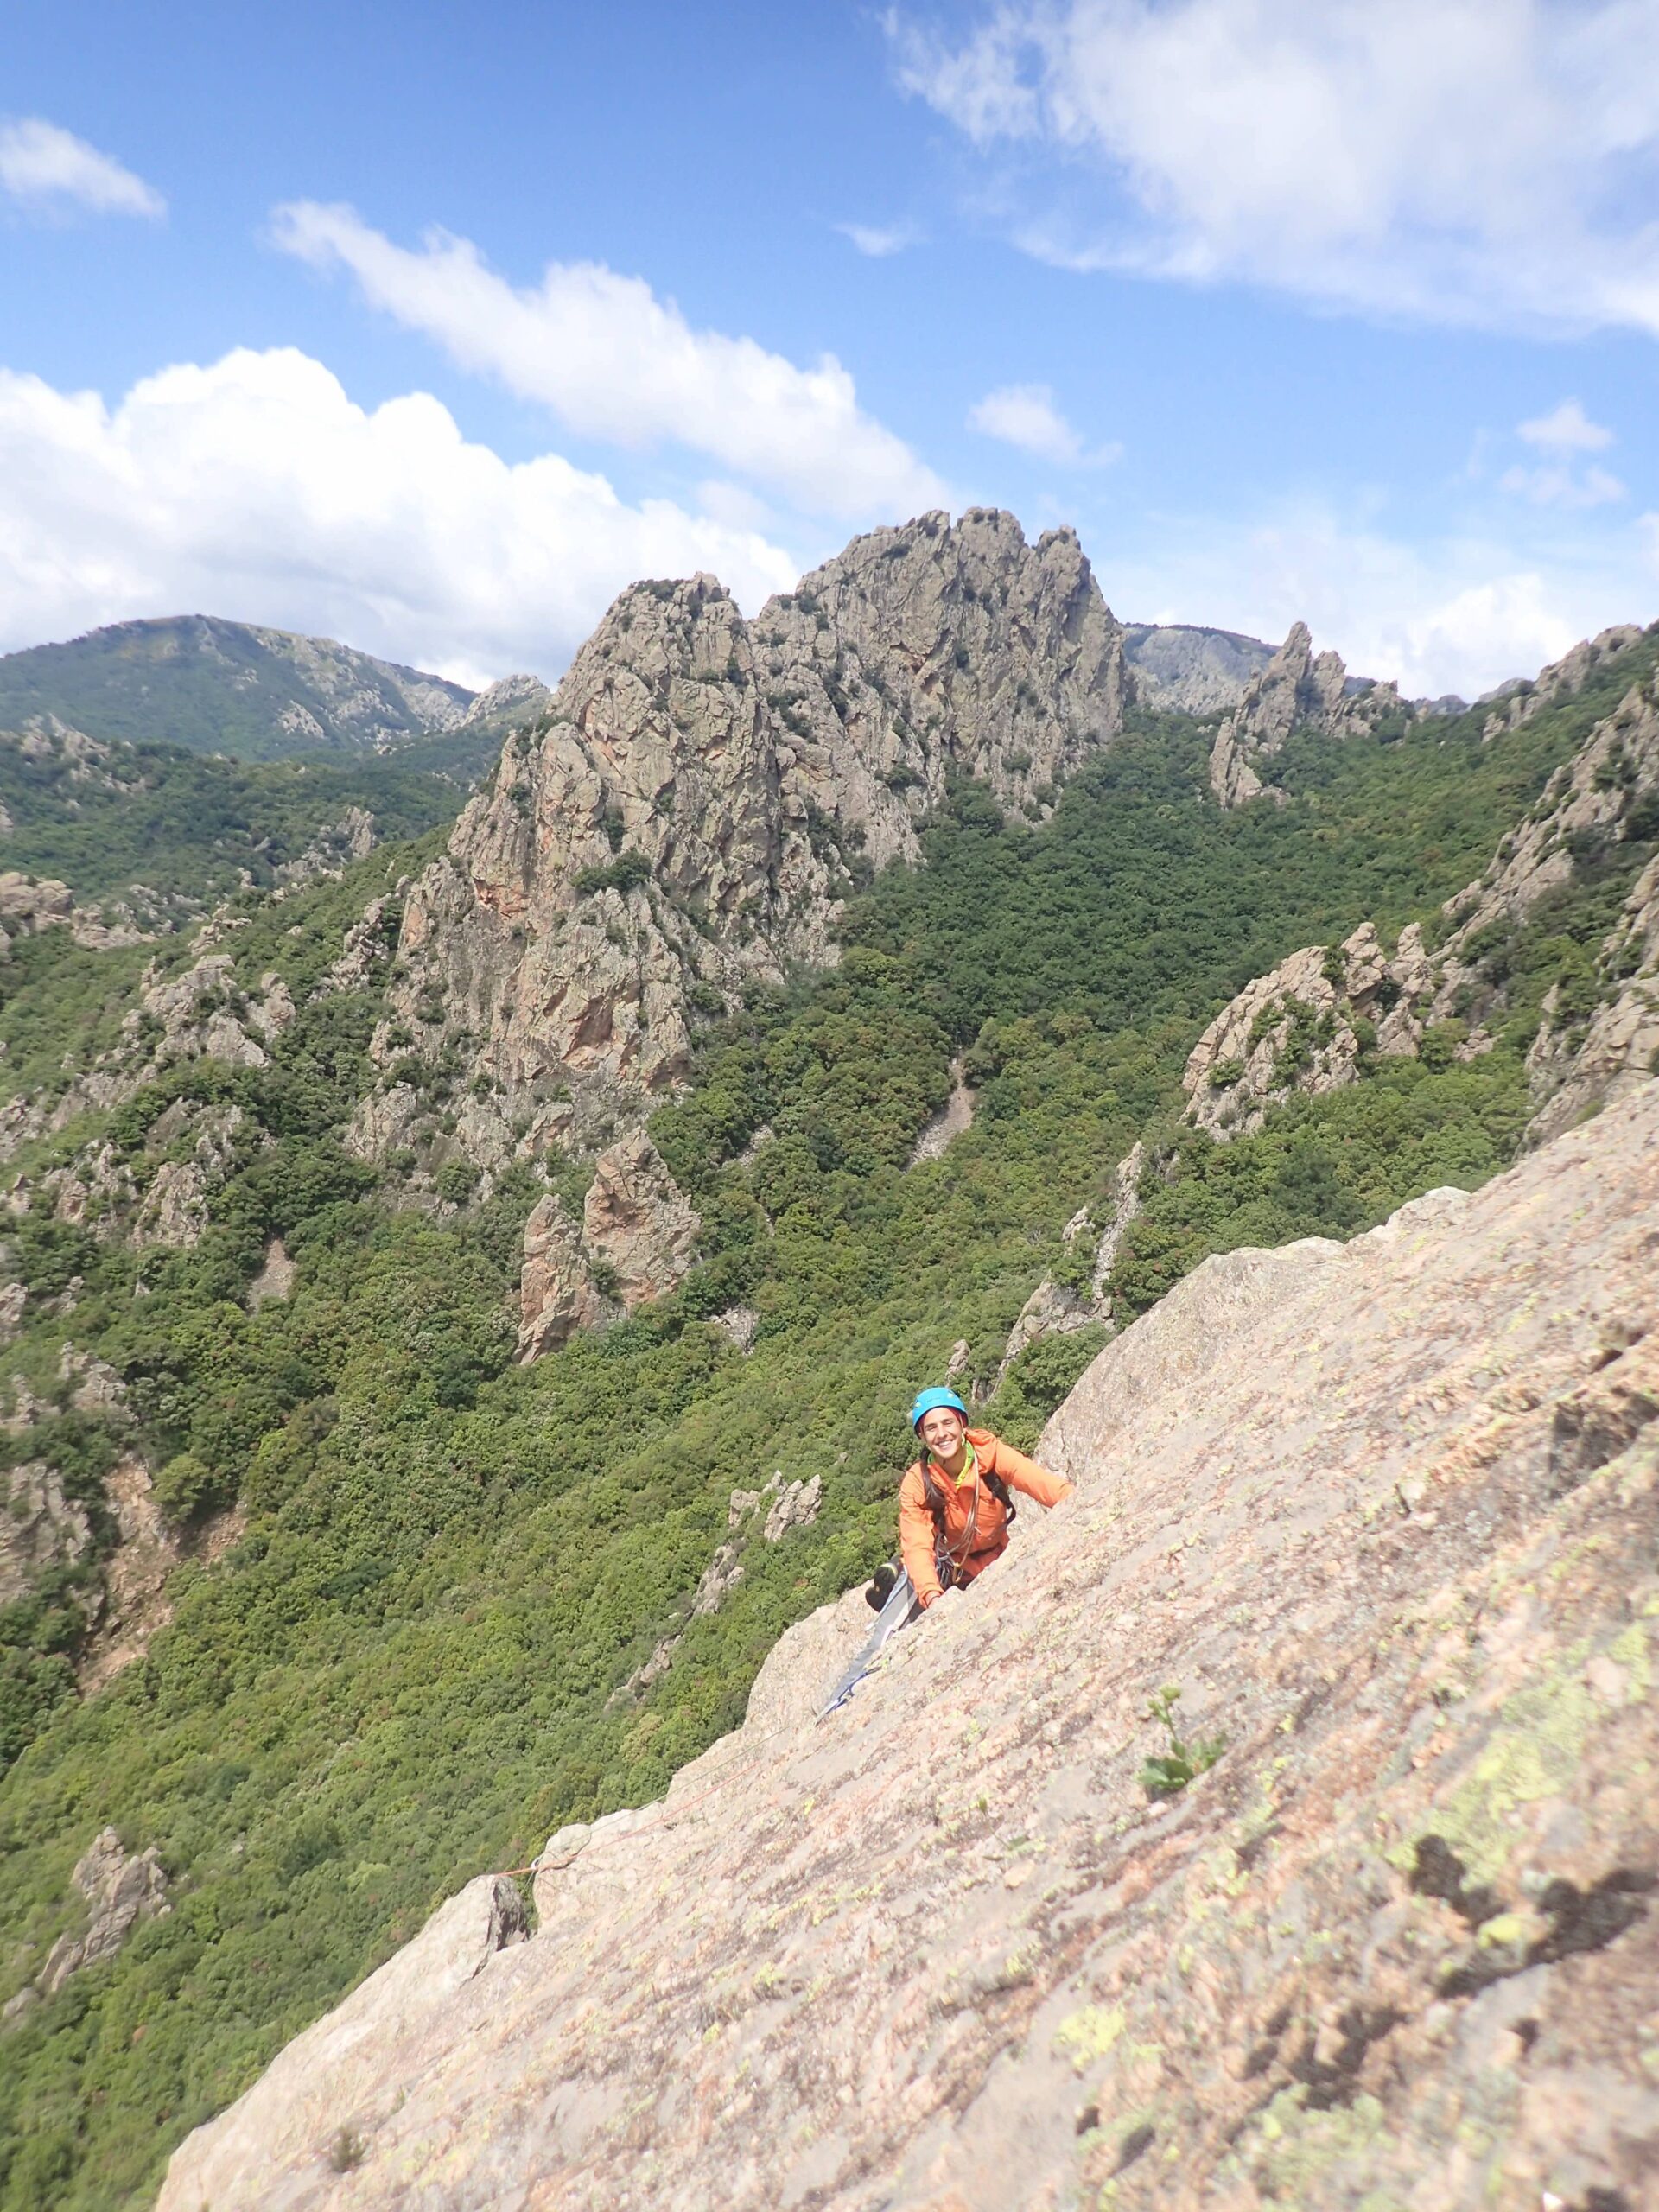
[917,1445,1018,1591]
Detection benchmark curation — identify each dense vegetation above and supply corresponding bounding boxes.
[0,658,1652,2209]
[0,724,465,913]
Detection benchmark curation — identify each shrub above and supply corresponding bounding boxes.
[574,850,652,899]
[435,1160,480,1206]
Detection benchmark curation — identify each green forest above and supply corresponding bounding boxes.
[0,644,1655,2209]
[0,727,465,912]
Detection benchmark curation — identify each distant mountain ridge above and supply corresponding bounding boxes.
[0,616,550,775]
[1120,620,1275,715]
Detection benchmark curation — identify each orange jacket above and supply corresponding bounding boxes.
[899,1428,1073,1608]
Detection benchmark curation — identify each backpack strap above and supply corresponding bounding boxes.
[917,1443,1016,1587]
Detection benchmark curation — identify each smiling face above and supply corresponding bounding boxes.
[918,1405,967,1461]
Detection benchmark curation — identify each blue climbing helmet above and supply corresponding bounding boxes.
[909,1385,969,1432]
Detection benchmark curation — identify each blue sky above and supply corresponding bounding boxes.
[3,0,1657,697]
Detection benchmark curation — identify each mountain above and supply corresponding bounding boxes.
[0,615,548,772]
[0,518,1656,2209]
[1120,620,1274,714]
[155,1080,1659,2211]
[365,508,1127,1166]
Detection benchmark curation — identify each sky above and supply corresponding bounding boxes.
[3,0,1659,700]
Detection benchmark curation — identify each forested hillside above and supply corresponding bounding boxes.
[0,605,1655,2209]
[0,719,465,918]
[0,619,475,767]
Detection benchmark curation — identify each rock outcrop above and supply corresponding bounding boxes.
[1181,921,1442,1139]
[34,1829,169,1999]
[157,1082,1659,2211]
[516,1132,701,1358]
[1208,620,1418,808]
[1189,643,1659,1141]
[361,513,1126,1166]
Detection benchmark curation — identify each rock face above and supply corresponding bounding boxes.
[33,1828,169,1999]
[516,1132,701,1359]
[156,1081,1659,2212]
[1188,645,1659,1142]
[1121,622,1274,715]
[364,512,1126,1165]
[580,1128,702,1308]
[1208,620,1417,808]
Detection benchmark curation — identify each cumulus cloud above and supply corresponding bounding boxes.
[968,381,1120,466]
[890,0,1659,335]
[1517,398,1614,454]
[0,118,164,219]
[0,348,803,685]
[1501,396,1626,506]
[1100,503,1654,700]
[270,201,944,522]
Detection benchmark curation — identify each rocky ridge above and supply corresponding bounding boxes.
[157,1078,1659,2212]
[1185,647,1659,1142]
[1120,621,1274,715]
[1207,620,1425,809]
[358,512,1127,1168]
[0,616,479,764]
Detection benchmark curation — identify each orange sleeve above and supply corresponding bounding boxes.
[899,1465,944,1608]
[988,1439,1073,1510]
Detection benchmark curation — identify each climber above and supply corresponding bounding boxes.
[893,1386,1074,1609]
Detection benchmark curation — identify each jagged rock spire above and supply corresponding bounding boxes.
[357,512,1128,1168]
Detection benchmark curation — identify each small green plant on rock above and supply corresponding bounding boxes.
[1138,1685,1225,1798]
[328,2126,366,2174]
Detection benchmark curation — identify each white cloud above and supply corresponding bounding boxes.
[1502,397,1625,505]
[270,201,945,523]
[891,1,1659,335]
[1499,461,1626,508]
[967,381,1121,466]
[837,219,924,257]
[1517,397,1614,453]
[0,118,164,219]
[1098,502,1655,699]
[0,348,803,687]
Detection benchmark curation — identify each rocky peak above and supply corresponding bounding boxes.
[1480,622,1649,741]
[360,513,1128,1173]
[1208,620,1413,808]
